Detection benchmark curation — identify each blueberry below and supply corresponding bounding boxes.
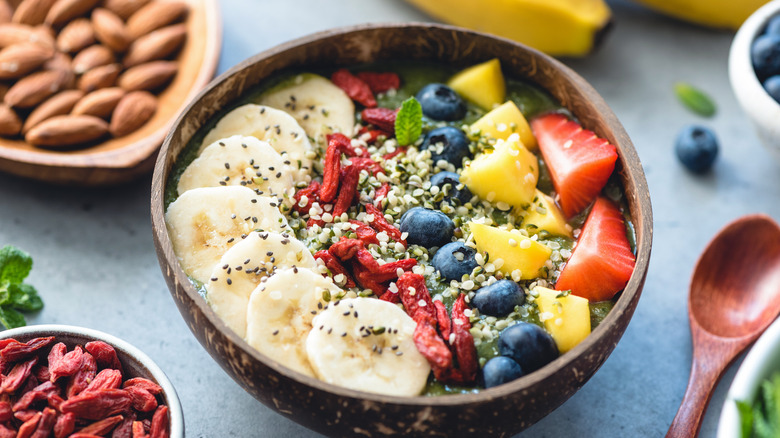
[766,15,780,35]
[752,34,780,80]
[472,280,525,317]
[421,127,471,166]
[482,356,525,389]
[765,75,780,103]
[674,125,718,173]
[399,207,454,249]
[498,322,558,374]
[416,83,467,121]
[432,241,478,281]
[430,171,473,205]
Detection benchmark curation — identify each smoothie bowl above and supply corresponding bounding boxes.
[151,23,652,437]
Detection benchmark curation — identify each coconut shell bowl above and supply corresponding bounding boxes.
[151,23,652,437]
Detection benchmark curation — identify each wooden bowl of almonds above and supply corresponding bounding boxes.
[0,0,220,185]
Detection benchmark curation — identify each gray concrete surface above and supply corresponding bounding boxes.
[1,0,779,436]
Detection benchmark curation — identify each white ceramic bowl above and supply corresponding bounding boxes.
[729,0,780,162]
[718,317,780,437]
[0,324,184,437]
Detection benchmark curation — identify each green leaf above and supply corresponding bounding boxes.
[0,306,26,330]
[394,97,423,147]
[8,283,42,311]
[737,400,754,438]
[674,82,716,117]
[0,245,32,286]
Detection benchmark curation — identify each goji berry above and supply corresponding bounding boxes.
[365,204,405,246]
[361,107,397,134]
[331,69,376,108]
[1,357,37,393]
[149,405,169,438]
[306,217,325,228]
[0,400,10,422]
[413,319,453,373]
[33,365,49,382]
[14,409,38,422]
[382,146,407,161]
[85,369,123,393]
[53,412,75,438]
[85,341,123,372]
[356,71,401,94]
[0,337,53,364]
[356,127,384,145]
[47,342,66,372]
[66,352,96,398]
[110,411,135,438]
[349,157,384,176]
[451,320,478,384]
[49,345,84,382]
[378,290,400,303]
[319,134,346,203]
[292,180,320,214]
[434,300,452,342]
[123,378,162,395]
[352,263,388,296]
[314,251,356,288]
[374,182,391,204]
[16,411,40,438]
[369,258,417,283]
[70,433,105,438]
[77,414,124,435]
[328,238,364,261]
[13,381,59,411]
[61,388,132,420]
[0,425,15,438]
[126,386,158,412]
[397,273,435,326]
[29,407,56,438]
[348,220,379,246]
[451,293,471,330]
[332,164,360,218]
[47,394,64,411]
[131,421,148,438]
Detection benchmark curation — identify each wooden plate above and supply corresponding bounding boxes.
[0,0,221,186]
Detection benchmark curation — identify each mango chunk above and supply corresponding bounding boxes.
[469,222,551,280]
[460,135,539,209]
[448,58,506,110]
[534,286,591,353]
[470,101,537,150]
[523,190,573,238]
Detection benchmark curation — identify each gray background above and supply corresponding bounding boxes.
[2,0,779,436]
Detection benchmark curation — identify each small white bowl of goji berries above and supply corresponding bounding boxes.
[0,324,183,438]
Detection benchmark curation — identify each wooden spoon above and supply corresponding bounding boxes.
[667,214,780,437]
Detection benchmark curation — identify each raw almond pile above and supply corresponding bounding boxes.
[0,0,188,149]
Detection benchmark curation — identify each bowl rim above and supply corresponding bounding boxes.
[0,324,184,437]
[152,22,653,406]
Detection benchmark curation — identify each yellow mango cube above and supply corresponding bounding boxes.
[460,135,539,209]
[534,286,591,353]
[469,222,551,280]
[523,190,573,238]
[448,58,506,110]
[470,101,537,150]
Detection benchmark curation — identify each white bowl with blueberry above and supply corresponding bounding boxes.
[729,0,780,161]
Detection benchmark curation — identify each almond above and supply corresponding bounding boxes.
[71,86,122,118]
[0,42,54,79]
[0,103,21,135]
[125,1,187,39]
[45,0,101,28]
[117,60,175,91]
[56,18,94,52]
[12,0,59,26]
[77,61,119,92]
[25,113,108,147]
[109,89,155,136]
[91,8,129,52]
[0,23,55,49]
[102,0,150,20]
[0,1,12,24]
[72,43,113,73]
[123,23,185,68]
[4,68,70,108]
[22,88,83,133]
[43,51,75,87]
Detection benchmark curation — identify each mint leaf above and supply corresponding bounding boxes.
[0,306,25,329]
[394,97,423,146]
[0,245,32,286]
[8,283,42,312]
[674,82,716,117]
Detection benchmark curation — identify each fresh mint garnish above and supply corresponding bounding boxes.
[738,372,780,438]
[674,82,716,117]
[0,245,43,329]
[394,97,423,146]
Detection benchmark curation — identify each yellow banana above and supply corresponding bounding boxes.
[631,0,770,30]
[404,0,612,57]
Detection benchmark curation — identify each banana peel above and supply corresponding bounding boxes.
[631,0,770,30]
[404,0,613,57]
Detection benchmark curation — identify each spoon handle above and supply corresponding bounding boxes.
[666,339,742,438]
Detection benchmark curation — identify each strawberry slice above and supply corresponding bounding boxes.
[531,113,618,217]
[555,196,635,302]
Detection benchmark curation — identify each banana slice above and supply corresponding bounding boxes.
[177,135,295,207]
[305,297,431,396]
[246,267,343,378]
[206,230,316,338]
[257,73,355,149]
[199,104,315,184]
[164,186,289,285]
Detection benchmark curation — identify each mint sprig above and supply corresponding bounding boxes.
[738,372,780,438]
[395,97,423,146]
[0,245,43,329]
[674,82,716,117]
